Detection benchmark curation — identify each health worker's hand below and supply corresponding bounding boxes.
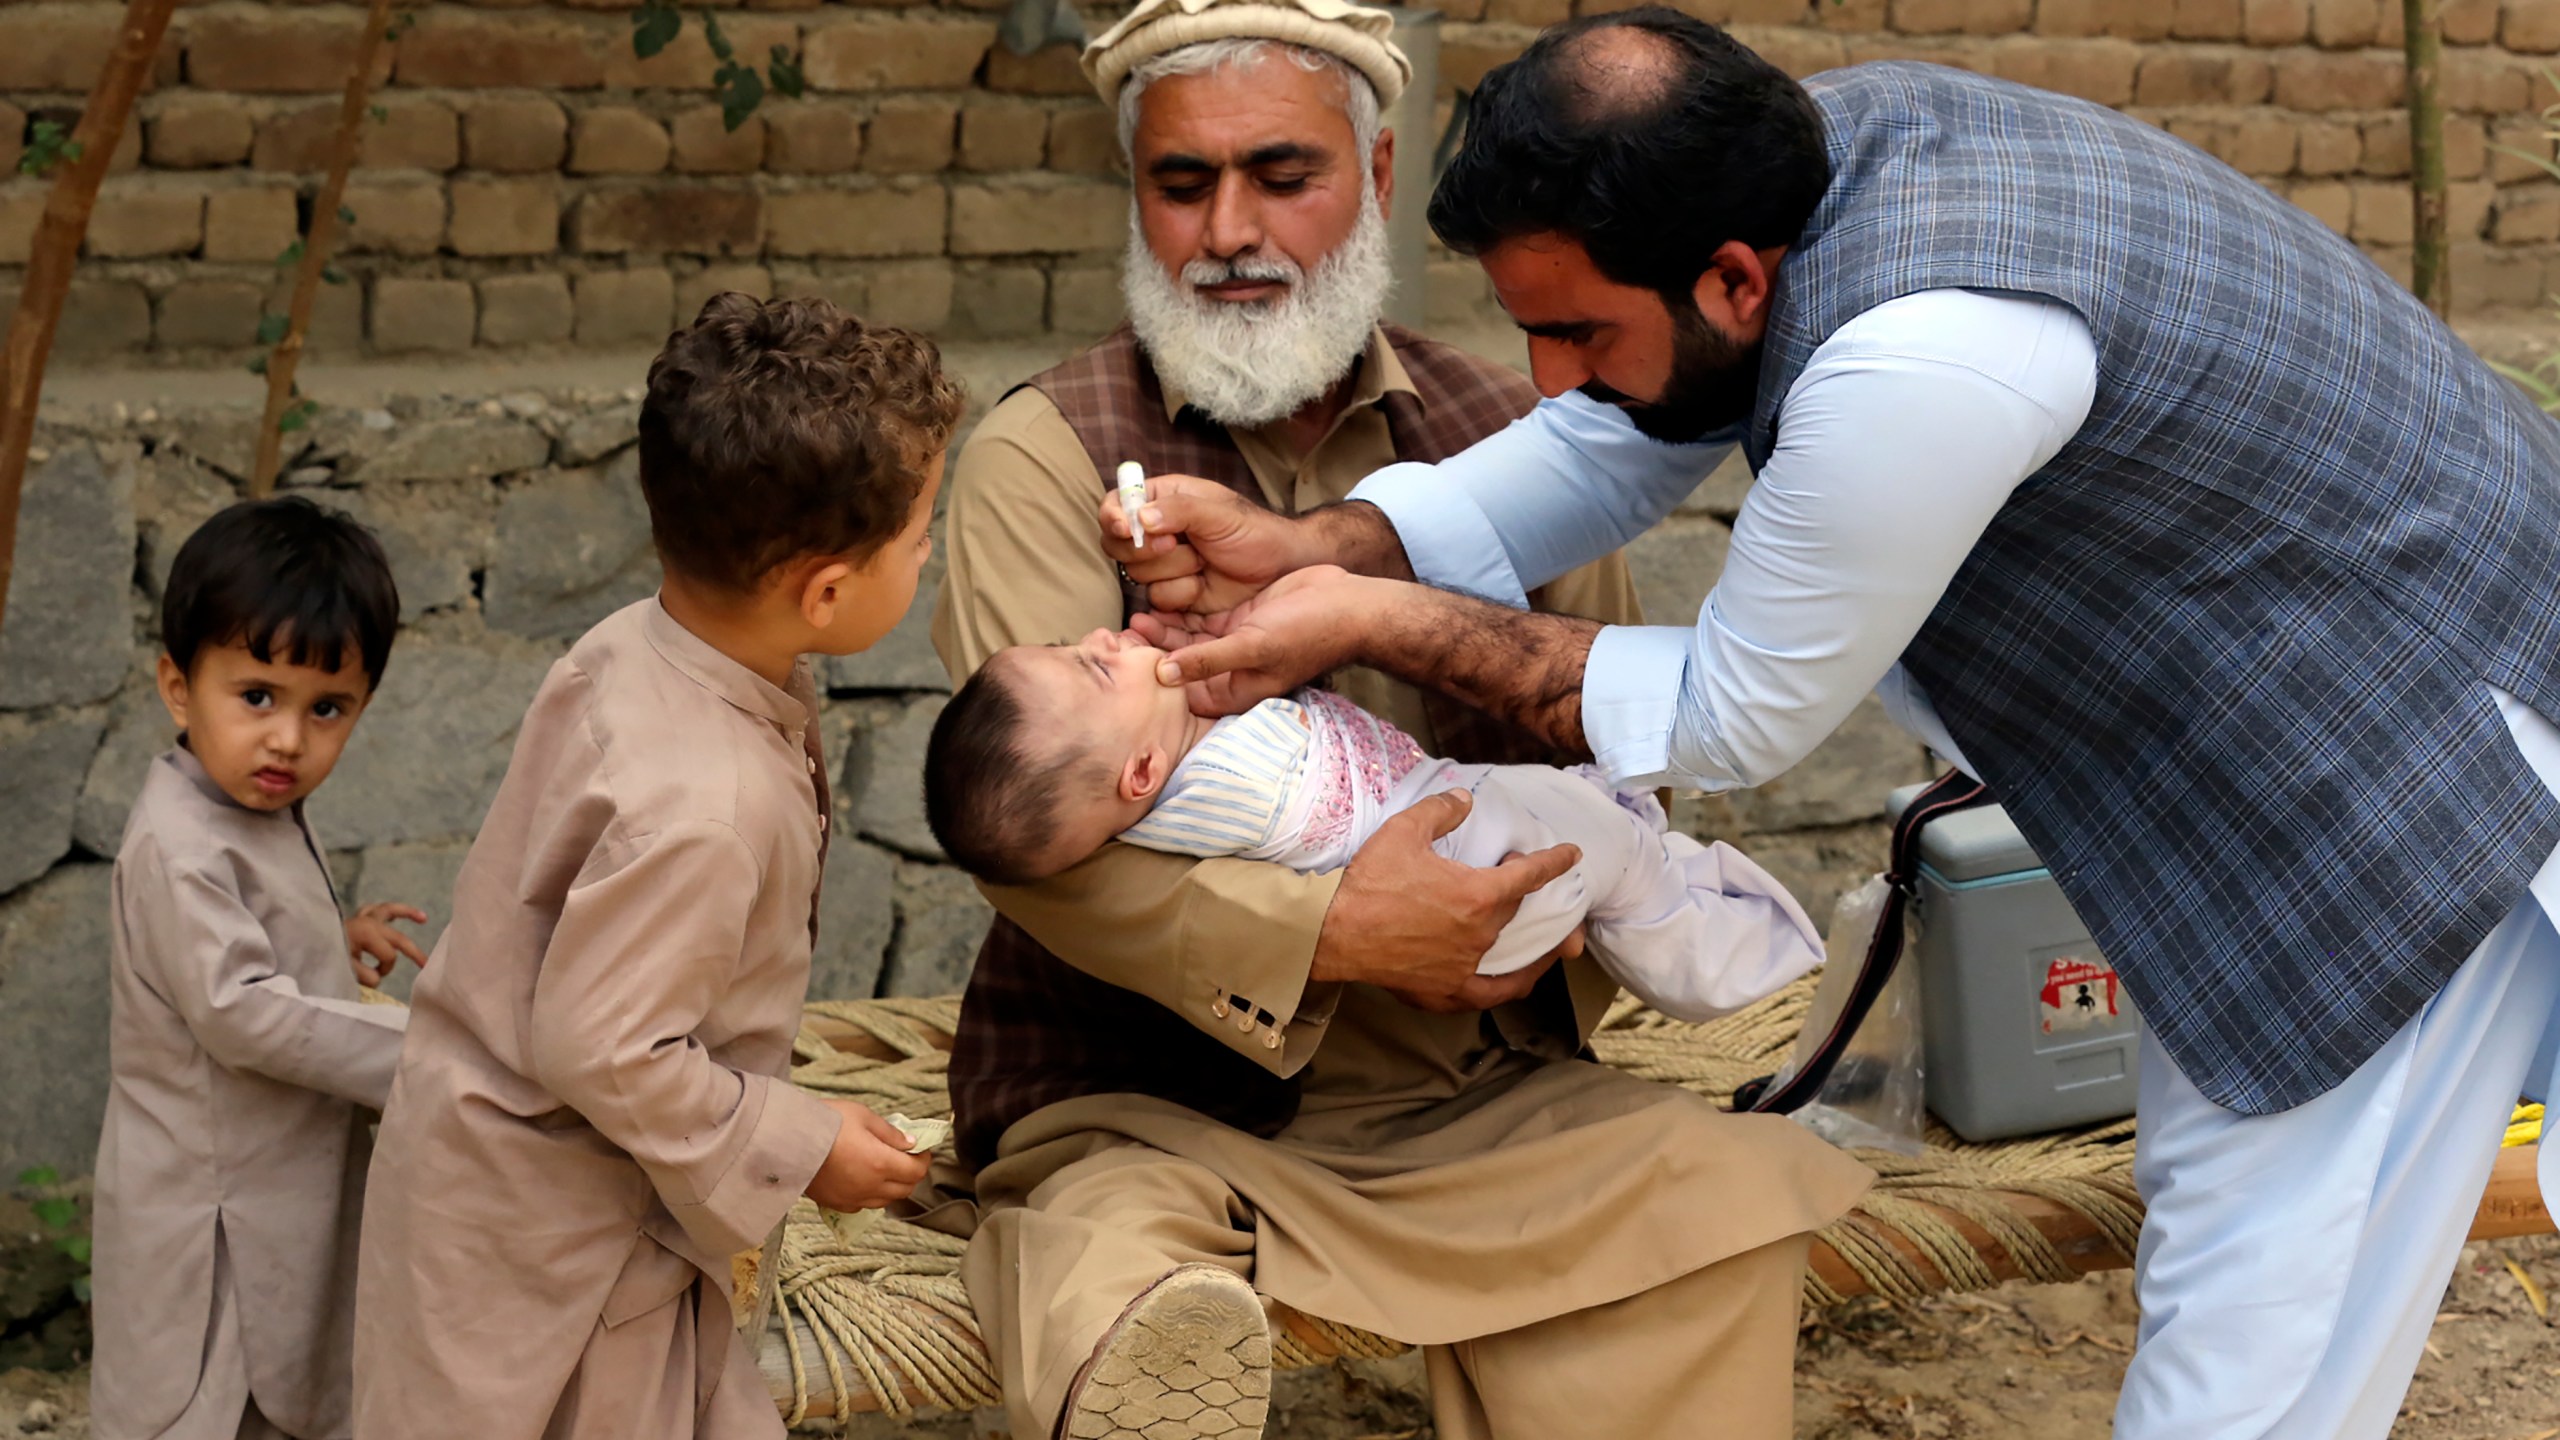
[1129,566,1373,718]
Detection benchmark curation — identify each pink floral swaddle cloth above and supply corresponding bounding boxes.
[1120,689,1443,869]
[1116,688,1827,1022]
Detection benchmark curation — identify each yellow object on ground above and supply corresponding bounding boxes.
[2509,1103,2543,1148]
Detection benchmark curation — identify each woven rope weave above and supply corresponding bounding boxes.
[766,981,2140,1418]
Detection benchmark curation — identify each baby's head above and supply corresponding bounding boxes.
[925,628,1200,885]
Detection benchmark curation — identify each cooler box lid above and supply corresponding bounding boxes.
[1885,781,2045,884]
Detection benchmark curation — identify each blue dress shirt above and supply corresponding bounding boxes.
[1351,288,2100,790]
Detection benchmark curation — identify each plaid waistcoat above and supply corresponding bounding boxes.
[948,325,1566,1165]
[1759,64,2560,1114]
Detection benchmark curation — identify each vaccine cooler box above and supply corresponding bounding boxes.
[1885,782,2145,1141]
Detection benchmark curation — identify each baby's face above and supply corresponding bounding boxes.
[1007,629,1194,758]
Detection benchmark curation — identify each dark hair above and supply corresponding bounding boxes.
[924,656,1083,886]
[638,293,966,594]
[160,496,401,688]
[1428,8,1831,303]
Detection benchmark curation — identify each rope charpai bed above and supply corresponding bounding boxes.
[740,983,2554,1424]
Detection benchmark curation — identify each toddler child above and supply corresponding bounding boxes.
[354,294,965,1440]
[91,496,428,1440]
[925,627,1823,1021]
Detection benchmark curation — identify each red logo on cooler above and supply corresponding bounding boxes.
[2039,957,2120,1034]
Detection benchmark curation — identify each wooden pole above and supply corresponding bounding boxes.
[2405,0,2450,316]
[0,0,177,641]
[1803,1144,2551,1299]
[249,0,395,497]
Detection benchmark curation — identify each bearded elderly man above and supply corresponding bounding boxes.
[926,2,1871,1438]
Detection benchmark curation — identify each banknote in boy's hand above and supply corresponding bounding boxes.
[806,1099,932,1214]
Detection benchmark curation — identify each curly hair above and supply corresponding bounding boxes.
[638,293,967,593]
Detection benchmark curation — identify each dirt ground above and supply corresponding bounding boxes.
[8,1236,2558,1439]
[1786,1235,2560,1440]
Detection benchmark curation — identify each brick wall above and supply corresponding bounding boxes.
[0,0,2554,359]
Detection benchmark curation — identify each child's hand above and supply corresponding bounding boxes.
[345,903,430,987]
[806,1100,932,1213]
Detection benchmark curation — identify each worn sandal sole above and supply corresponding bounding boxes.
[1059,1264,1272,1440]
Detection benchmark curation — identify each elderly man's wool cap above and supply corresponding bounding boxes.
[1082,0,1412,110]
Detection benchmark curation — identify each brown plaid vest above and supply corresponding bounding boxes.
[948,325,1586,1167]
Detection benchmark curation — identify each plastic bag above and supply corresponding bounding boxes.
[1763,874,1928,1156]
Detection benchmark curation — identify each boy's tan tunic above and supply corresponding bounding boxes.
[92,750,408,1440]
[933,329,1873,1438]
[355,600,844,1440]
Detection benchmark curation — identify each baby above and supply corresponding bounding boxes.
[925,628,1824,1021]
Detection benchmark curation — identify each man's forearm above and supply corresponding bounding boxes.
[1301,501,1414,583]
[1359,582,1597,753]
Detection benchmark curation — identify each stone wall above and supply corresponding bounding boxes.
[0,0,2554,362]
[0,366,1932,1176]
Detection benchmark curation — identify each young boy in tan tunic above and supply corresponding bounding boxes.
[353,295,964,1440]
[91,497,432,1440]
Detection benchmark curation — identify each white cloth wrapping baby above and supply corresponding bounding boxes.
[1119,689,1825,1021]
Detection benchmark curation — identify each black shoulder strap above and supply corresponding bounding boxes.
[1730,769,1994,1115]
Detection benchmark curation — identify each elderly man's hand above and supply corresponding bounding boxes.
[1103,475,1312,614]
[1310,790,1584,1011]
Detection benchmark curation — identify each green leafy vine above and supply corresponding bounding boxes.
[632,0,806,132]
[13,1167,90,1305]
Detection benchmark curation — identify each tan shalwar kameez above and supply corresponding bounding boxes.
[353,600,846,1440]
[932,332,1875,1440]
[91,749,408,1440]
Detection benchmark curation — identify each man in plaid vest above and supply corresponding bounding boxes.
[926,3,1873,1438]
[1125,8,2560,1436]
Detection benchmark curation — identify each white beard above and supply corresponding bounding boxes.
[1122,183,1393,431]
